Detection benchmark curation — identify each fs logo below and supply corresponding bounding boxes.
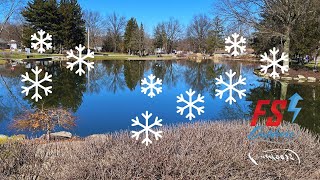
[251,93,303,127]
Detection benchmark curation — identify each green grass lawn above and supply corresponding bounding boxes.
[91,55,134,60]
[97,52,130,56]
[305,61,320,68]
[0,50,174,61]
[0,52,63,60]
[91,55,175,61]
[0,60,6,65]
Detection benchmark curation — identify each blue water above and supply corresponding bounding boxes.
[2,60,317,137]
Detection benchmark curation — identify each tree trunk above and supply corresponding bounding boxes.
[46,130,50,141]
[113,39,117,52]
[283,27,291,69]
[280,81,288,100]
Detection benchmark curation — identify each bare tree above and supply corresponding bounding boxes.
[187,14,212,54]
[164,18,182,53]
[215,0,317,68]
[0,0,23,36]
[105,12,126,52]
[83,10,104,50]
[143,32,154,55]
[153,18,182,54]
[11,108,76,141]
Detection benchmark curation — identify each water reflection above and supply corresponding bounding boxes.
[247,78,320,136]
[0,60,319,136]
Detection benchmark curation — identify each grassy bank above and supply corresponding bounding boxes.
[0,53,63,60]
[1,50,176,61]
[0,60,6,65]
[305,61,320,69]
[0,121,319,179]
[92,53,175,61]
[91,56,176,61]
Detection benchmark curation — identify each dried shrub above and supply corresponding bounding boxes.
[11,108,75,141]
[1,121,320,179]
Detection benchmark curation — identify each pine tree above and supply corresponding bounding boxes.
[124,18,138,54]
[138,23,145,56]
[207,17,224,54]
[153,23,166,50]
[22,0,85,52]
[102,32,114,52]
[22,0,61,51]
[59,0,86,50]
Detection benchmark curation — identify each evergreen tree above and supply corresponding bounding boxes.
[124,61,145,91]
[137,23,145,56]
[153,23,166,49]
[102,32,114,52]
[59,0,86,50]
[22,0,85,52]
[124,18,138,54]
[22,0,61,51]
[206,17,224,54]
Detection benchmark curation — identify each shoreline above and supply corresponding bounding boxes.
[1,121,319,179]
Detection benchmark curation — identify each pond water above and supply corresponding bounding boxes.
[0,60,319,137]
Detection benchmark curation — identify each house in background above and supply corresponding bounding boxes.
[8,40,18,51]
[155,48,165,54]
[0,39,19,50]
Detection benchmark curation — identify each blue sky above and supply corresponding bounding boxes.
[79,0,216,33]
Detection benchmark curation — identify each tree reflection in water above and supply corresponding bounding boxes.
[0,60,320,136]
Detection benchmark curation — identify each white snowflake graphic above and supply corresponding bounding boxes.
[215,69,246,105]
[177,89,205,120]
[131,111,163,146]
[225,33,246,56]
[141,74,162,98]
[260,47,289,79]
[31,29,52,54]
[66,44,94,76]
[21,66,52,102]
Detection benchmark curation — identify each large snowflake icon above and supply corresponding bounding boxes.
[21,66,52,102]
[141,74,162,98]
[31,29,52,54]
[177,89,205,120]
[225,33,246,56]
[131,111,163,146]
[260,47,289,79]
[215,69,246,105]
[66,44,94,76]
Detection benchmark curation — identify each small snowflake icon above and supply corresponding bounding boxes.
[31,29,52,54]
[21,66,52,102]
[131,111,163,146]
[215,69,246,105]
[225,33,246,56]
[260,47,289,79]
[177,89,205,120]
[141,74,162,98]
[66,44,94,76]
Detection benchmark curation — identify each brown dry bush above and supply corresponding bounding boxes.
[0,121,320,179]
[11,108,76,141]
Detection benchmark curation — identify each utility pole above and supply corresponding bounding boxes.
[87,27,90,49]
[87,27,90,85]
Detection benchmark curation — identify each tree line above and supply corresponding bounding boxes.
[216,0,320,67]
[1,0,319,60]
[102,14,225,55]
[1,0,226,55]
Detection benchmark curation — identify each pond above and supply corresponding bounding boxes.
[0,60,319,137]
